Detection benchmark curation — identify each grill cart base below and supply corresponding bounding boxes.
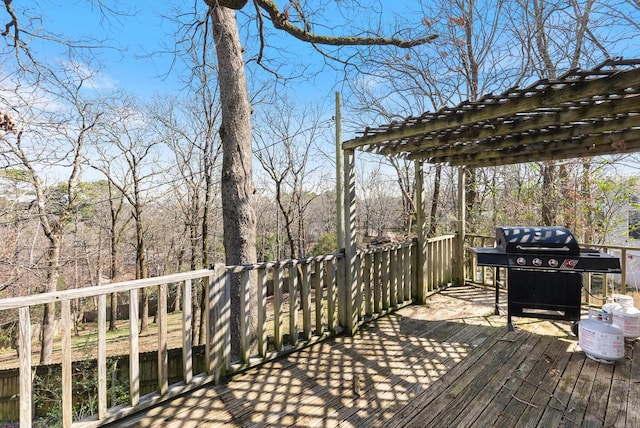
[507,269,582,331]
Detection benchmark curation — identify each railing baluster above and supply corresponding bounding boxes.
[389,247,397,308]
[257,267,268,358]
[183,279,193,384]
[18,307,31,428]
[289,262,299,347]
[404,245,412,302]
[158,283,168,395]
[314,259,324,336]
[381,249,389,310]
[364,252,373,317]
[327,259,337,333]
[301,262,312,341]
[426,240,433,293]
[438,239,443,286]
[240,269,251,363]
[355,253,363,321]
[97,294,107,419]
[61,300,72,427]
[273,263,283,352]
[129,289,140,406]
[373,251,381,314]
[621,248,627,294]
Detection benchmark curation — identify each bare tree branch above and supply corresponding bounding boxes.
[253,0,437,47]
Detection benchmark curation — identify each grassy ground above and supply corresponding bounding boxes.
[0,312,187,370]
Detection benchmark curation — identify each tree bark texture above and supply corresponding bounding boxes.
[210,5,258,358]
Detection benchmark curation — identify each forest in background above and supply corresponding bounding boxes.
[0,1,640,365]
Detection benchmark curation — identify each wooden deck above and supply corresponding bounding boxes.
[110,285,640,427]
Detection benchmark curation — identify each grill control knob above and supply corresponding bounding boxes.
[532,258,543,267]
[548,258,559,268]
[516,257,526,266]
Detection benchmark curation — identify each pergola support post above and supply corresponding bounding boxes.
[335,92,344,250]
[341,148,358,335]
[414,161,428,303]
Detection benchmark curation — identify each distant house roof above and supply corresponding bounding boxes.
[344,58,640,168]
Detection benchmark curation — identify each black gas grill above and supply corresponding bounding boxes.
[472,226,621,331]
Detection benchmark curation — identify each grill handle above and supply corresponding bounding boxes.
[514,245,571,252]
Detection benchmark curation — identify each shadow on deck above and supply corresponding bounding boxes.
[110,285,640,428]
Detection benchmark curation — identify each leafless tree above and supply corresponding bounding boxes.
[149,92,223,344]
[0,62,107,364]
[254,99,328,259]
[90,95,166,333]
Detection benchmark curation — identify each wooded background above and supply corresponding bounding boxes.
[1,0,640,365]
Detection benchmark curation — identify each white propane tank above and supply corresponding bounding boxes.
[611,295,640,340]
[602,294,623,314]
[578,308,625,364]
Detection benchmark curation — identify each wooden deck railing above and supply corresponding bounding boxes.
[464,233,636,305]
[0,235,456,427]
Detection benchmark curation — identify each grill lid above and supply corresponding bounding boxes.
[495,226,580,255]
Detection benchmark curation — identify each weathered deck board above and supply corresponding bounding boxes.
[108,285,640,428]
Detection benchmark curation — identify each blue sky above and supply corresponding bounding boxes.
[22,1,430,103]
[30,1,181,96]
[9,1,640,132]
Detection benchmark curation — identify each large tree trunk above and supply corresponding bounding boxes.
[210,5,258,358]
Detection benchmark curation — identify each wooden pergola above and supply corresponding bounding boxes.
[338,58,640,334]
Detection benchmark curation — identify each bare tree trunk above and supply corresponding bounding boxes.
[429,165,442,237]
[581,162,593,243]
[210,5,257,358]
[109,202,119,331]
[541,162,556,226]
[465,168,478,232]
[40,238,61,364]
[135,204,150,332]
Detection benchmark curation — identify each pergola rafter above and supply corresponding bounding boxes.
[344,58,640,168]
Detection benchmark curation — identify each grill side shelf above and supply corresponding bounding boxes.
[471,247,509,267]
